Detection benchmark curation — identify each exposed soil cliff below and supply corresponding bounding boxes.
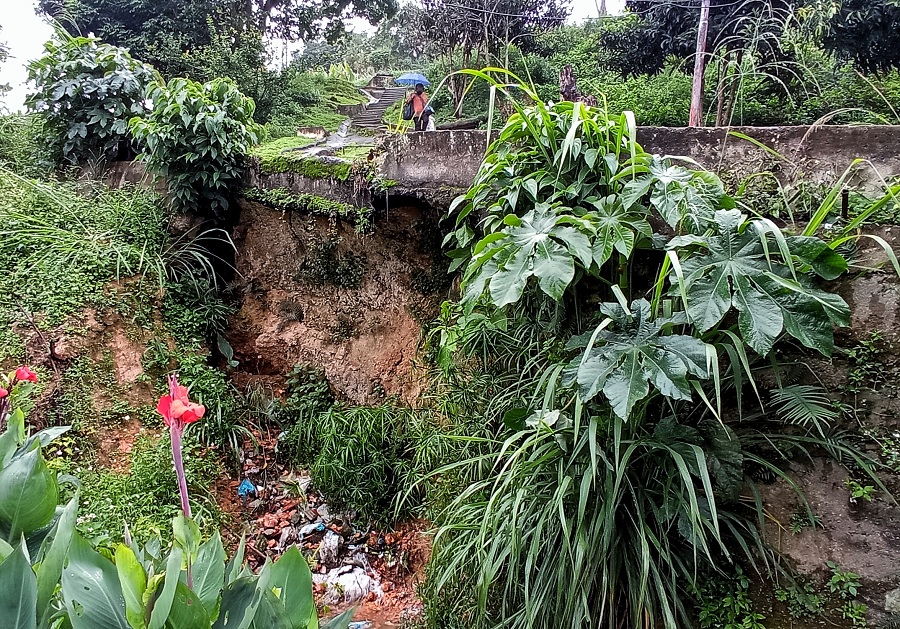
[226,199,447,404]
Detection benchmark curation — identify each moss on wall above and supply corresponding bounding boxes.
[243,187,373,232]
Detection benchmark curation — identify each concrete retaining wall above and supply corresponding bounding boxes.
[378,126,900,196]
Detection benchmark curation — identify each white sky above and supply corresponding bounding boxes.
[0,0,625,112]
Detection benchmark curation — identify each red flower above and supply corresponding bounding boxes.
[0,388,7,398]
[14,366,38,383]
[157,376,205,430]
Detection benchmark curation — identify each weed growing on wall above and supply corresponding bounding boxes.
[244,186,373,232]
[296,236,367,289]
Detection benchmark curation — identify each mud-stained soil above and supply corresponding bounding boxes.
[227,200,445,404]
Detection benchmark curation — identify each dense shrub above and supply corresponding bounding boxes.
[308,405,419,522]
[130,77,262,218]
[25,32,158,164]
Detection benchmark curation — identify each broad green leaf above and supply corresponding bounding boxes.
[173,515,201,565]
[565,299,712,419]
[115,545,147,629]
[673,209,847,356]
[62,534,129,629]
[224,538,245,586]
[489,246,531,307]
[148,547,183,629]
[732,275,783,356]
[0,445,58,540]
[165,583,212,629]
[36,495,78,627]
[212,576,264,629]
[0,409,26,466]
[250,588,291,629]
[193,533,226,621]
[533,239,574,301]
[0,544,37,629]
[268,546,314,629]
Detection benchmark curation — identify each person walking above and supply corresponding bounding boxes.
[406,83,430,132]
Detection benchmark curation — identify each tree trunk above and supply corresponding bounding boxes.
[596,0,608,17]
[689,0,711,127]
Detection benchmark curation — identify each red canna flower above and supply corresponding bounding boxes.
[156,374,204,590]
[156,380,205,431]
[14,366,38,383]
[0,388,7,398]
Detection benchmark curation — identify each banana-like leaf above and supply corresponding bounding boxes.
[0,444,59,541]
[61,534,129,629]
[193,532,226,621]
[0,544,37,629]
[212,573,267,629]
[165,582,212,629]
[36,495,78,628]
[148,547,183,629]
[115,545,147,629]
[268,546,314,629]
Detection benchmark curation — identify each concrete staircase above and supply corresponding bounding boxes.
[350,86,407,130]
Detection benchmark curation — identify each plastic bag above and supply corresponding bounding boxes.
[402,101,414,120]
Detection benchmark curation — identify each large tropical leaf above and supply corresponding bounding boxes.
[586,195,652,267]
[0,443,59,541]
[670,210,850,356]
[193,532,226,621]
[165,583,212,629]
[564,299,711,420]
[0,544,37,629]
[36,495,78,628]
[115,545,147,629]
[61,534,129,629]
[268,546,314,629]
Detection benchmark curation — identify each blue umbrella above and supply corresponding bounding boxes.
[396,72,430,86]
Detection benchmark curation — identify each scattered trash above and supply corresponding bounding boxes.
[313,564,383,604]
[238,478,257,506]
[299,522,325,541]
[318,530,342,566]
[348,622,373,629]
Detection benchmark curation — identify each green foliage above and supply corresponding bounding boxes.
[256,151,353,180]
[696,568,766,629]
[670,209,850,357]
[775,580,825,618]
[281,363,335,466]
[790,507,822,534]
[308,405,421,522]
[844,479,876,502]
[244,187,373,231]
[846,331,886,394]
[296,237,367,289]
[65,434,223,543]
[447,97,732,308]
[827,562,862,599]
[0,170,169,361]
[821,0,900,73]
[0,115,52,178]
[130,77,262,218]
[263,72,363,139]
[25,31,157,164]
[423,69,882,629]
[565,299,710,420]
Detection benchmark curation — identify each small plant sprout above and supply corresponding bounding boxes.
[156,373,205,587]
[845,478,877,503]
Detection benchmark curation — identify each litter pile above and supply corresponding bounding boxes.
[216,430,428,625]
